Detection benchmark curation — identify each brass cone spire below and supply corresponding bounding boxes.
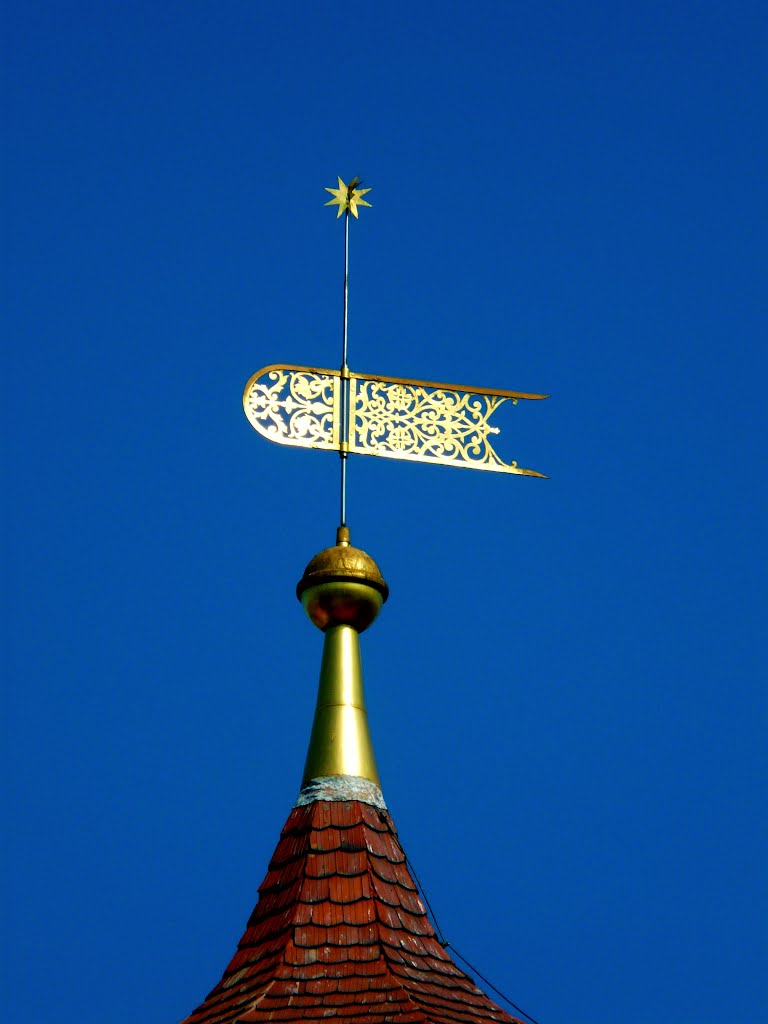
[297,526,388,787]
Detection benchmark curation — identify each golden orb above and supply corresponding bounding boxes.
[297,527,388,633]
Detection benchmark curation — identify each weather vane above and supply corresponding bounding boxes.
[243,176,547,530]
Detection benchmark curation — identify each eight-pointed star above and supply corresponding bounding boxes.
[324,176,372,218]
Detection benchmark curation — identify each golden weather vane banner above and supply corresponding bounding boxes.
[242,177,548,483]
[243,364,547,477]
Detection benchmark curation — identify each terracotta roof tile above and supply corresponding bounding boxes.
[180,799,523,1024]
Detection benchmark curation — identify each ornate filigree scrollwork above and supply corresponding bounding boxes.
[243,366,339,450]
[243,364,546,476]
[350,378,533,474]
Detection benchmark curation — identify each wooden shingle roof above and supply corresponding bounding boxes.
[181,794,522,1024]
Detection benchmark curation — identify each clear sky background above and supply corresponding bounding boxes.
[3,3,767,1023]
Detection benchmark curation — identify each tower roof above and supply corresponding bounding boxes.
[181,780,521,1024]
[180,534,522,1024]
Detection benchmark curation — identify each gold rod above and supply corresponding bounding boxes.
[342,206,349,368]
[340,208,350,527]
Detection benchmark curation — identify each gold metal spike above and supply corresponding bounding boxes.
[300,621,381,785]
[243,364,548,477]
[297,532,387,787]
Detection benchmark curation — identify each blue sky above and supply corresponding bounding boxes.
[3,3,767,1022]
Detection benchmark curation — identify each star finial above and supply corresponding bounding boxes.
[324,176,372,219]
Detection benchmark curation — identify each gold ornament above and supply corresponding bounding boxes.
[324,176,372,218]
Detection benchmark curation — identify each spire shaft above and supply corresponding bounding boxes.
[297,529,388,790]
[302,623,379,786]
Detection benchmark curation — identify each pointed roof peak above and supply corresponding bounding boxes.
[181,785,523,1024]
[180,548,528,1024]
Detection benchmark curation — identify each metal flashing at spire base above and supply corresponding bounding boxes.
[298,532,388,788]
[295,774,387,809]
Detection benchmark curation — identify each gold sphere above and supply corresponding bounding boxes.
[297,528,388,633]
